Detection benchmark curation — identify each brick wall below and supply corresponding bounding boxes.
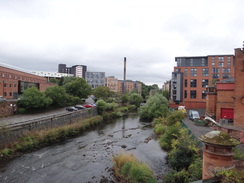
[234,48,244,128]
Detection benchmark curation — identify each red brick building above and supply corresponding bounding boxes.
[117,80,142,95]
[206,48,244,128]
[171,55,235,109]
[0,63,52,99]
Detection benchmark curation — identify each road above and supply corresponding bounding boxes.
[0,107,68,126]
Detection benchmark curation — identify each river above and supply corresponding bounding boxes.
[0,114,168,183]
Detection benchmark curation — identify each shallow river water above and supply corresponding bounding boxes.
[0,114,168,183]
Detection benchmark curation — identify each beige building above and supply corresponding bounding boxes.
[105,76,118,92]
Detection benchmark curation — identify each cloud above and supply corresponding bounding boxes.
[0,0,244,86]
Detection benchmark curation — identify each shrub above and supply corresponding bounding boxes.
[113,153,157,183]
[154,124,167,135]
[188,157,202,181]
[163,169,190,183]
[233,146,244,160]
[212,167,244,183]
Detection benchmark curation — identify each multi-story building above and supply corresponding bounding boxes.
[206,48,244,128]
[32,71,74,81]
[86,72,106,89]
[171,55,235,109]
[58,64,87,78]
[105,76,118,92]
[117,80,142,95]
[0,62,53,99]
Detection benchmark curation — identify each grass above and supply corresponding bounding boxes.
[113,153,157,183]
[0,115,103,160]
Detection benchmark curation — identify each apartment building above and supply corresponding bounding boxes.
[0,62,52,99]
[86,72,106,89]
[117,80,142,95]
[105,76,118,92]
[206,48,244,128]
[171,55,235,109]
[58,64,87,78]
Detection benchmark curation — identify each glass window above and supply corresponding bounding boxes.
[190,68,197,76]
[202,79,208,87]
[212,68,219,73]
[202,91,206,99]
[222,74,230,79]
[190,90,197,99]
[202,68,209,77]
[212,74,219,78]
[218,57,224,61]
[184,90,187,98]
[190,59,193,66]
[222,68,230,73]
[218,62,224,67]
[185,79,187,87]
[190,79,197,87]
[184,69,188,76]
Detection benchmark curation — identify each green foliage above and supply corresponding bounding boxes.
[49,78,59,84]
[233,146,244,160]
[166,110,185,126]
[188,157,202,181]
[92,86,114,100]
[1,148,14,158]
[45,85,69,107]
[18,87,52,110]
[128,93,143,108]
[163,169,190,183]
[159,122,182,151]
[58,77,77,86]
[63,78,92,99]
[138,93,169,120]
[162,90,169,100]
[212,168,244,183]
[121,94,129,104]
[113,154,157,183]
[168,128,199,171]
[96,99,117,114]
[154,124,167,135]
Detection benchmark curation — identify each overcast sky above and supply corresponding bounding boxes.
[0,0,243,87]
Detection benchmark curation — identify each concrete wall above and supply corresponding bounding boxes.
[0,107,97,148]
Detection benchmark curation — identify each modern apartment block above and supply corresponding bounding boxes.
[86,72,106,89]
[105,76,118,92]
[171,55,235,109]
[58,64,87,78]
[117,80,142,95]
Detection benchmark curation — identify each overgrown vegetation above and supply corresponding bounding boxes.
[0,115,103,160]
[212,167,244,183]
[151,110,203,182]
[113,153,157,183]
[138,93,169,120]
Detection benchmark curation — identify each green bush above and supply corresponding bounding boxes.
[163,169,190,183]
[188,157,202,181]
[113,153,157,183]
[154,124,167,135]
[212,168,244,183]
[233,146,244,160]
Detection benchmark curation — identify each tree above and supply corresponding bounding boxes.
[18,87,52,110]
[45,85,69,107]
[63,78,92,99]
[138,93,169,120]
[92,86,113,100]
[128,93,143,107]
[162,90,169,100]
[59,77,77,86]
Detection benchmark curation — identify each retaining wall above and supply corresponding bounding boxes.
[0,107,97,148]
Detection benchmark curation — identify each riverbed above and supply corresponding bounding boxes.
[0,114,168,183]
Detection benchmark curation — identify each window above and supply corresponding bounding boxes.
[190,68,197,76]
[218,62,224,67]
[222,74,230,79]
[202,79,208,87]
[202,68,209,76]
[212,68,219,73]
[184,69,188,76]
[218,57,224,61]
[9,84,12,87]
[190,90,197,98]
[184,90,187,98]
[4,83,6,87]
[227,57,231,67]
[4,92,7,97]
[212,57,215,66]
[201,58,205,66]
[212,74,219,78]
[190,79,197,87]
[185,79,187,87]
[202,91,206,99]
[222,68,230,73]
[190,59,194,66]
[9,92,12,96]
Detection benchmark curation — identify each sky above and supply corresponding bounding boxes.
[0,0,243,87]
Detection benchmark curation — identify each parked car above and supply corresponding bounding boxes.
[66,107,78,111]
[74,105,86,110]
[189,110,200,121]
[0,96,6,102]
[84,104,93,108]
